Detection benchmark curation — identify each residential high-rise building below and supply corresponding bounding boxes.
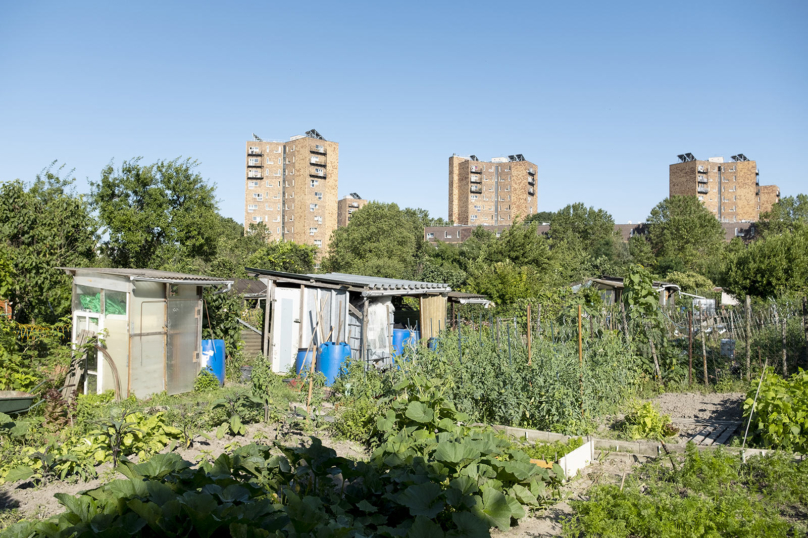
[669,153,779,223]
[245,129,338,252]
[448,154,537,225]
[337,193,367,228]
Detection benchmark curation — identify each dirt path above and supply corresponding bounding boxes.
[651,392,745,422]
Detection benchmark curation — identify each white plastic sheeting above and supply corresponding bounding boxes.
[366,298,393,364]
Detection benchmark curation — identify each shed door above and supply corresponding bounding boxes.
[271,287,300,374]
[166,285,201,395]
[130,299,166,398]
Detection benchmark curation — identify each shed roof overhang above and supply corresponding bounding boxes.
[59,267,233,288]
[245,268,451,297]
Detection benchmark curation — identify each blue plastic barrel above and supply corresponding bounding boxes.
[427,337,439,350]
[317,342,351,386]
[296,348,315,376]
[201,339,225,385]
[392,329,420,357]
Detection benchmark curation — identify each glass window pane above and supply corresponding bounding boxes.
[76,285,102,313]
[105,290,127,316]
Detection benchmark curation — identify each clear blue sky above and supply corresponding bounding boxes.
[1,1,806,225]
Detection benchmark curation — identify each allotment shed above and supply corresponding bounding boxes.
[59,268,233,399]
[245,269,451,373]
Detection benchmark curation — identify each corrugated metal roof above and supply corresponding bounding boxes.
[59,267,232,284]
[246,268,450,293]
[310,273,449,291]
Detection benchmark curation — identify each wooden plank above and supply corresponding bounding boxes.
[714,424,739,445]
[348,303,362,319]
[689,427,713,445]
[701,424,730,446]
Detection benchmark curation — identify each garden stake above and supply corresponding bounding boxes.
[701,317,709,386]
[527,304,532,366]
[781,315,787,376]
[745,295,752,380]
[742,358,768,461]
[688,309,693,386]
[507,324,512,367]
[457,313,462,363]
[578,305,583,417]
[537,304,541,339]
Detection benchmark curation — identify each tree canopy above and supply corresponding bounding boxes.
[0,164,97,323]
[91,158,220,270]
[644,196,726,275]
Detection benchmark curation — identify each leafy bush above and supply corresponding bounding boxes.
[563,444,808,537]
[193,368,220,392]
[622,401,679,440]
[0,411,181,484]
[331,396,385,445]
[744,368,808,453]
[520,437,584,462]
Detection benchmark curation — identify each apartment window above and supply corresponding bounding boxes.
[314,191,323,200]
[277,204,281,210]
[310,179,319,187]
[314,215,322,224]
[273,193,280,199]
[273,216,281,222]
[427,232,435,239]
[248,181,259,189]
[315,168,324,174]
[314,239,322,248]
[471,195,478,201]
[277,227,281,233]
[275,171,281,176]
[444,231,450,238]
[698,196,704,201]
[247,204,257,212]
[288,215,294,222]
[253,193,263,201]
[248,146,260,154]
[309,227,318,236]
[274,147,282,153]
[474,205,481,211]
[310,203,318,211]
[248,157,260,165]
[314,144,324,152]
[248,170,261,178]
[251,216,261,222]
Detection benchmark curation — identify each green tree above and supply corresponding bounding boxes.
[0,165,97,323]
[91,158,220,270]
[205,220,272,278]
[524,210,555,225]
[466,261,545,305]
[664,271,715,295]
[322,202,430,279]
[246,240,316,274]
[549,203,621,261]
[757,194,808,237]
[722,223,808,298]
[646,196,725,275]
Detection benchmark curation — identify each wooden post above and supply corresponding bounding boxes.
[527,304,532,366]
[745,295,752,381]
[688,309,693,386]
[620,301,630,345]
[578,305,583,416]
[701,317,709,387]
[263,278,274,357]
[361,298,369,363]
[537,304,541,339]
[645,321,662,384]
[298,285,307,348]
[781,315,788,377]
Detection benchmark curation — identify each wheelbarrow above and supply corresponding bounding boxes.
[0,391,36,414]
